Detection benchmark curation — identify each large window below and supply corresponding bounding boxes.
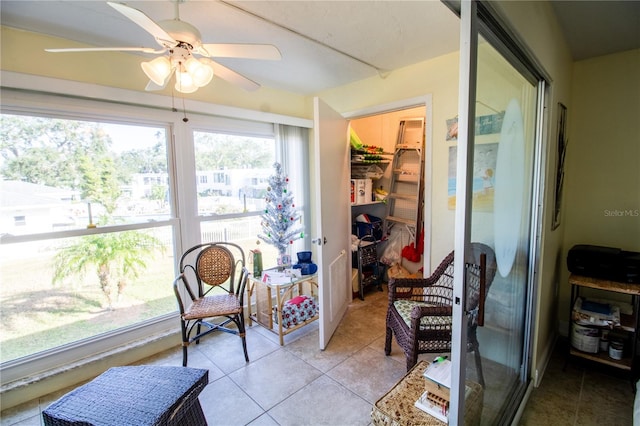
[0,87,310,385]
[0,114,176,364]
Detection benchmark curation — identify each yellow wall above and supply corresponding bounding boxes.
[560,49,640,324]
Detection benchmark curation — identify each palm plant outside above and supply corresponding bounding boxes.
[53,230,164,310]
[50,151,164,310]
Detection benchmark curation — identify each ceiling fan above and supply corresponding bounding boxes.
[45,1,282,93]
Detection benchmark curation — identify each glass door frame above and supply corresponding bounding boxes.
[448,1,549,423]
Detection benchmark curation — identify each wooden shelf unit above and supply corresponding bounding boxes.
[246,272,318,346]
[568,274,640,374]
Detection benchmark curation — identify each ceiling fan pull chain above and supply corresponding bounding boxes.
[181,93,189,123]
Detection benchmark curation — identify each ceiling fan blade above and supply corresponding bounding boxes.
[107,1,177,48]
[199,43,281,60]
[46,47,165,53]
[202,59,261,91]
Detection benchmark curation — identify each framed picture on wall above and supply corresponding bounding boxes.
[552,103,568,230]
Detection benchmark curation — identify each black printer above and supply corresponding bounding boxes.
[567,244,640,283]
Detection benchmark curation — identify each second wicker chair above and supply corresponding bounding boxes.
[384,243,497,387]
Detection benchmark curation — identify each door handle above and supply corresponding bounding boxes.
[311,237,326,246]
[478,253,487,327]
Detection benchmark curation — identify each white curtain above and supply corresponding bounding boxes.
[275,124,311,261]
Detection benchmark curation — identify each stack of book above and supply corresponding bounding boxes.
[414,359,451,422]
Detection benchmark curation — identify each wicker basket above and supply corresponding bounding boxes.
[371,360,483,426]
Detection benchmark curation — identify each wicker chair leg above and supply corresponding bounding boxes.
[384,327,393,356]
[180,320,189,367]
[182,346,188,367]
[195,322,202,345]
[406,354,417,372]
[241,335,249,362]
[236,317,249,362]
[474,347,485,388]
[408,334,419,371]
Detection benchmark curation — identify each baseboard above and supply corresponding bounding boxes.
[534,332,559,387]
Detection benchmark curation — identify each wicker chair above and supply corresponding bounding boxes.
[173,242,249,366]
[384,243,497,387]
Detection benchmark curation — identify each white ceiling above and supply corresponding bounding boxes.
[1,1,639,95]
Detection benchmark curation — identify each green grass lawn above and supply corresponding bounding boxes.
[0,245,176,363]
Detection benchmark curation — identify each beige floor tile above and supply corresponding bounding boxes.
[246,413,280,425]
[268,375,372,426]
[326,346,405,404]
[195,327,280,374]
[199,376,265,425]
[284,328,368,373]
[228,349,322,410]
[518,395,576,426]
[578,372,634,425]
[574,409,633,426]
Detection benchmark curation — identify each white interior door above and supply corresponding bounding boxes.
[313,97,351,349]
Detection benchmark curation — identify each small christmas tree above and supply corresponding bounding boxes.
[258,163,304,257]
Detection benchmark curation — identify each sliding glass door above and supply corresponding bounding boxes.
[450,1,545,424]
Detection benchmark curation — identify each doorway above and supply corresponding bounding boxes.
[314,97,432,348]
[349,104,429,284]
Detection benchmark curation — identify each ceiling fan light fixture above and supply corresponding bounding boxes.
[185,57,214,87]
[141,56,172,86]
[175,69,198,93]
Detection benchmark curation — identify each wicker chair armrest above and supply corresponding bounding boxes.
[409,304,452,330]
[173,274,198,315]
[410,304,452,319]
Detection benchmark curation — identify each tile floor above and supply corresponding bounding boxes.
[1,286,635,425]
[519,338,635,426]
